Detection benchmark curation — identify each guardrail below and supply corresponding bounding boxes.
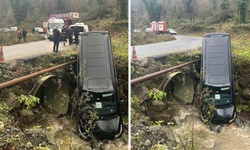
[0,60,76,90]
[131,59,200,84]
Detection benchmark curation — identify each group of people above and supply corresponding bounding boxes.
[52,25,79,52]
[17,28,27,42]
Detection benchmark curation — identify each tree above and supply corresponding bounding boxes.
[237,0,249,23]
[220,0,229,10]
[117,0,128,19]
[9,0,30,25]
[96,0,104,5]
[212,0,218,10]
[154,3,163,21]
[182,0,193,23]
[142,0,163,22]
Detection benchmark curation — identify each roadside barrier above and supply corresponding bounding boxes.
[131,45,138,61]
[0,46,4,63]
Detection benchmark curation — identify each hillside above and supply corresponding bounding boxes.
[0,0,127,33]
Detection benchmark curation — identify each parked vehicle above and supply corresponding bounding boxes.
[200,33,237,124]
[70,22,89,42]
[150,21,157,32]
[78,31,123,140]
[1,28,9,32]
[10,27,18,32]
[50,12,79,28]
[167,29,177,35]
[145,28,153,33]
[34,27,44,34]
[150,21,167,34]
[133,29,140,33]
[43,19,64,41]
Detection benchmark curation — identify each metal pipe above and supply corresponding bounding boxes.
[131,59,200,84]
[0,60,76,90]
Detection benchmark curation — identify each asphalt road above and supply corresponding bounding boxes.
[2,36,74,61]
[131,35,203,58]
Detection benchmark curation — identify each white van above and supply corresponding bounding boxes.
[46,19,64,41]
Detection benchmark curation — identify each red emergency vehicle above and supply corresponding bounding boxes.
[150,21,167,34]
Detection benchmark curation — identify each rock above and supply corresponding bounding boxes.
[151,113,170,122]
[242,88,250,100]
[7,60,18,71]
[105,140,113,144]
[239,75,250,88]
[138,58,149,68]
[120,132,128,143]
[236,95,248,105]
[20,109,35,124]
[145,139,152,147]
[183,66,191,74]
[78,145,92,150]
[114,140,123,147]
[92,141,103,150]
[100,144,110,150]
[12,128,20,132]
[152,100,166,111]
[0,121,4,131]
[148,126,177,148]
[139,86,149,100]
[26,128,46,135]
[203,139,214,149]
[135,71,141,75]
[48,144,58,150]
[235,80,240,92]
[40,141,46,147]
[25,142,33,149]
[7,92,20,109]
[46,132,56,145]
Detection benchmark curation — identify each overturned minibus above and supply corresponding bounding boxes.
[77,31,123,140]
[200,33,237,124]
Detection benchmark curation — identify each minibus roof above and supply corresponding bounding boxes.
[203,33,231,87]
[79,31,115,93]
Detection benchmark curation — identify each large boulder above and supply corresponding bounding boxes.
[242,88,250,100]
[137,58,149,68]
[20,109,35,124]
[6,92,21,109]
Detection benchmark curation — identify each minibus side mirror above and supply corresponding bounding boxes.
[235,92,239,97]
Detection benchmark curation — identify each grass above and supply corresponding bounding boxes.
[0,32,45,46]
[131,32,176,45]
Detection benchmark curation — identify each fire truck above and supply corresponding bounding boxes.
[50,12,79,27]
[150,21,167,34]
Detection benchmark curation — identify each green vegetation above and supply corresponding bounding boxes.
[17,94,40,110]
[237,104,250,112]
[142,0,163,22]
[132,32,176,45]
[147,89,166,102]
[0,32,45,46]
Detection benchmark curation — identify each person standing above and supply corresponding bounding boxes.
[61,25,67,46]
[17,28,22,42]
[74,26,79,46]
[67,26,73,45]
[32,28,35,34]
[22,28,27,42]
[53,26,61,52]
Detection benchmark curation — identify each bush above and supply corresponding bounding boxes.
[131,32,176,45]
[0,32,45,46]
